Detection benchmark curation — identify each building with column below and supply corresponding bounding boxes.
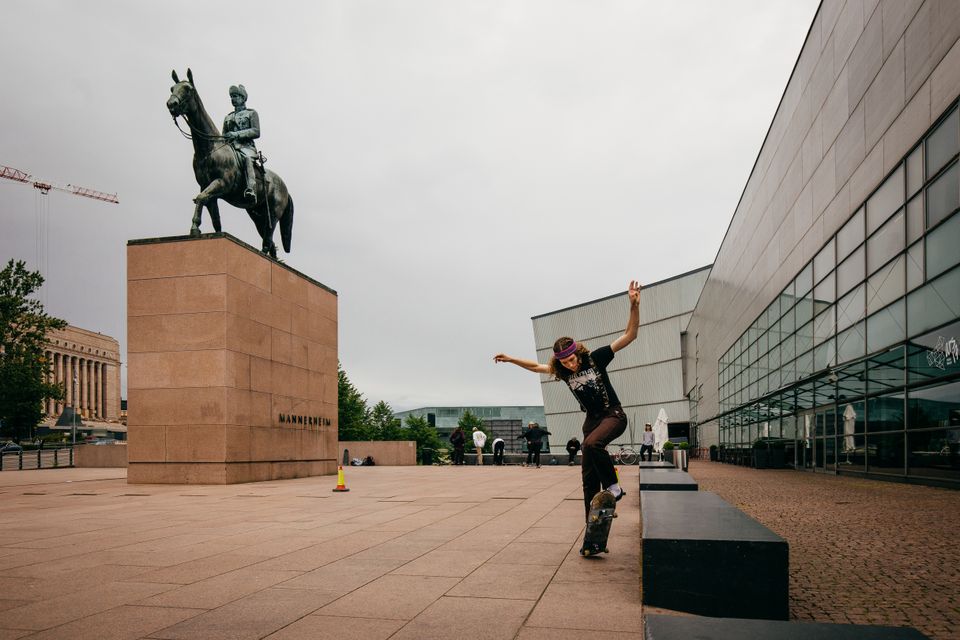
[684,0,960,487]
[532,267,710,453]
[43,324,121,423]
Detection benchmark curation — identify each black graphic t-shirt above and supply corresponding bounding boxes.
[563,345,621,416]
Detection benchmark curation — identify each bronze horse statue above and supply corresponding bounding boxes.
[166,69,293,258]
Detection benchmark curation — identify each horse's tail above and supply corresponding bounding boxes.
[280,196,294,253]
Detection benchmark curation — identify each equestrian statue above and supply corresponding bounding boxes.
[166,68,293,258]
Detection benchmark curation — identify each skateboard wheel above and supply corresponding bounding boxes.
[589,515,599,523]
[581,549,590,556]
[604,548,609,553]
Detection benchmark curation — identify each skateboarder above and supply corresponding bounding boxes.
[495,280,640,520]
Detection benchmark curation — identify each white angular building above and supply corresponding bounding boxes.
[532,266,710,452]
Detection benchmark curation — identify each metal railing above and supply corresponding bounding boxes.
[0,447,74,471]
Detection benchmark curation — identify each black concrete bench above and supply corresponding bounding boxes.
[639,469,698,491]
[644,614,931,639]
[641,491,788,620]
[638,460,675,470]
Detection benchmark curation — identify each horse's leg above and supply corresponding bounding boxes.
[264,212,278,259]
[190,202,203,236]
[254,185,279,258]
[262,220,278,259]
[207,200,222,233]
[265,184,281,258]
[244,206,272,257]
[193,179,228,206]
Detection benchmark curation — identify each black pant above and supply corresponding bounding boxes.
[493,442,505,465]
[526,442,542,466]
[452,446,465,465]
[566,449,578,464]
[581,407,627,520]
[639,444,654,461]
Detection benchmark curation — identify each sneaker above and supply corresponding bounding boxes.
[614,489,626,502]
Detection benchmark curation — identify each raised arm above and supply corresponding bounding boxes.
[610,280,641,353]
[493,353,551,374]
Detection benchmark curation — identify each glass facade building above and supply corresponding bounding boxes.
[393,405,546,438]
[684,1,960,488]
[716,103,960,485]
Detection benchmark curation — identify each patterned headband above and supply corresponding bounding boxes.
[554,341,578,359]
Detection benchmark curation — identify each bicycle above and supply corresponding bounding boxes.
[613,445,638,465]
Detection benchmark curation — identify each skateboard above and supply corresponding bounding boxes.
[580,489,616,556]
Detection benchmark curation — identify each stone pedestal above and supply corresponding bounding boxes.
[126,233,338,484]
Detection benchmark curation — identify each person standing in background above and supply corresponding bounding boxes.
[492,436,505,465]
[449,426,466,466]
[472,427,487,465]
[640,423,655,461]
[566,436,581,465]
[518,421,551,468]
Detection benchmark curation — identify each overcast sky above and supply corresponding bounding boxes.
[1,0,819,411]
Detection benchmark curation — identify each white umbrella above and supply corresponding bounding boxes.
[843,404,856,452]
[653,408,669,451]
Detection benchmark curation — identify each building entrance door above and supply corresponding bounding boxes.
[798,406,837,473]
[797,412,814,470]
[814,406,837,473]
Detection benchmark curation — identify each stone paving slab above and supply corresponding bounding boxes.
[0,465,640,639]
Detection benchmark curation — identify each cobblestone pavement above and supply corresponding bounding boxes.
[687,460,960,640]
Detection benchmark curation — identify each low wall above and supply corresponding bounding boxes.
[75,444,128,468]
[338,441,417,466]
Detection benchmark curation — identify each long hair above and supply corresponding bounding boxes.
[549,336,591,381]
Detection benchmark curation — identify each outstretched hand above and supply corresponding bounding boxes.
[493,353,511,364]
[628,280,641,305]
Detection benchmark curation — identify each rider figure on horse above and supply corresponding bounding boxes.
[222,84,260,204]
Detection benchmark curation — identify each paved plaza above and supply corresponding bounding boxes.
[0,462,958,639]
[0,465,641,640]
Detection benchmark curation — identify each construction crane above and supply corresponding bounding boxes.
[1,164,119,304]
[0,165,119,204]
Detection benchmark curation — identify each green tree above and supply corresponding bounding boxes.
[337,363,372,441]
[404,414,443,464]
[457,409,490,452]
[370,400,403,440]
[0,260,66,442]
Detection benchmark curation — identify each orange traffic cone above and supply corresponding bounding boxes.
[332,465,349,492]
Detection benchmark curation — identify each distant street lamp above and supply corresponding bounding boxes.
[72,373,78,446]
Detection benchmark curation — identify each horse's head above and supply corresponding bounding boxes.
[167,68,197,118]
